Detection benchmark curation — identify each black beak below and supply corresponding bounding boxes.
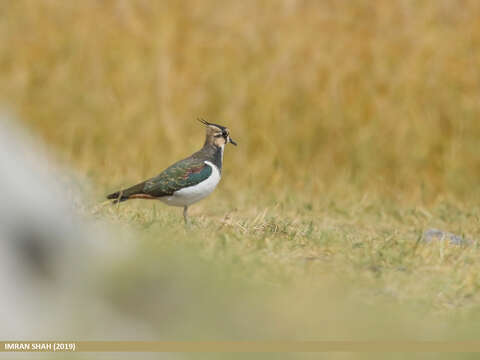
[229,138,237,146]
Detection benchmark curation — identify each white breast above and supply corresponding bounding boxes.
[159,161,221,207]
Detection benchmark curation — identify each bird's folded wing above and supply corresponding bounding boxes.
[143,158,213,197]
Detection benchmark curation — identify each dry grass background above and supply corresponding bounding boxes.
[3,0,480,201]
[2,0,480,355]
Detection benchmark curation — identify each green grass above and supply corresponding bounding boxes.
[82,193,480,360]
[95,192,480,314]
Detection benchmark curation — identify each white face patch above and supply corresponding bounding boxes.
[213,135,227,147]
[159,161,221,207]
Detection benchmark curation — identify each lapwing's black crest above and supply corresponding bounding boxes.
[197,118,227,132]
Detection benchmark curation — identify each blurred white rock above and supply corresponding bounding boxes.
[0,113,145,340]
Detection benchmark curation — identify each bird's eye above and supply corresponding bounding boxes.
[222,130,227,136]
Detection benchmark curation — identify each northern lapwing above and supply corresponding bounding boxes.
[107,119,237,224]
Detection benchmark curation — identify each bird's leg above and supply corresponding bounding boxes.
[183,206,189,226]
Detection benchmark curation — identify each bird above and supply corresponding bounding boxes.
[107,119,237,224]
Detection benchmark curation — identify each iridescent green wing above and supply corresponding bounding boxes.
[143,157,212,197]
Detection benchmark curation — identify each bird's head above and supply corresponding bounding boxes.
[198,118,237,148]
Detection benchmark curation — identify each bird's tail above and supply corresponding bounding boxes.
[106,191,127,204]
[106,182,146,204]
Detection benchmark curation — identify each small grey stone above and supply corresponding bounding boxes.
[422,228,473,246]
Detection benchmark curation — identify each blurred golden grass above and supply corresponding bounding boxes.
[2,0,480,202]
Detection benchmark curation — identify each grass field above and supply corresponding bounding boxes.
[2,0,480,356]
